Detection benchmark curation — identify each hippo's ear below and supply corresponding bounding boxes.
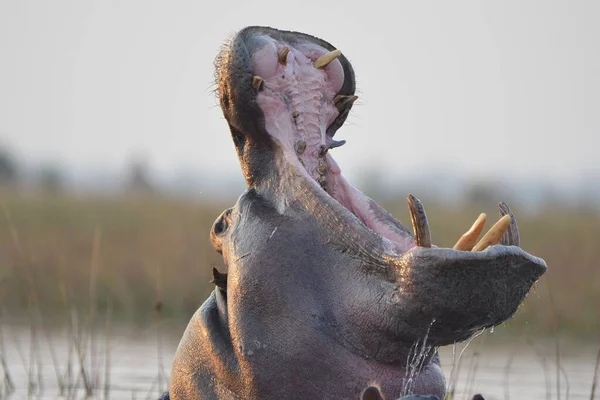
[361,386,384,400]
[211,266,228,293]
[471,395,485,400]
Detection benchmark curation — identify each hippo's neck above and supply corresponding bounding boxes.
[169,289,445,399]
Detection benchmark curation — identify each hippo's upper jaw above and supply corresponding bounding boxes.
[170,26,547,400]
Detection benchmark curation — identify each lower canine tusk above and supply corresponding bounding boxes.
[499,202,520,247]
[406,194,432,248]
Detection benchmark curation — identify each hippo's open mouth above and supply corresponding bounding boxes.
[215,25,546,348]
[217,27,535,257]
[247,40,422,254]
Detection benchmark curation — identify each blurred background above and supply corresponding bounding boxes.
[0,1,598,399]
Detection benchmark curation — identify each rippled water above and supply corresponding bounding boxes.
[1,324,597,399]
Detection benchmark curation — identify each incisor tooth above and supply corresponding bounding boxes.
[453,213,487,251]
[278,46,290,65]
[314,49,342,69]
[252,76,264,92]
[472,214,512,252]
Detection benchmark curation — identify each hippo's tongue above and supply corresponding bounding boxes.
[250,38,517,255]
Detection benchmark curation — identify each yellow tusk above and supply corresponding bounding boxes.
[314,49,342,69]
[453,213,487,251]
[472,214,512,252]
[278,46,290,65]
[252,76,264,92]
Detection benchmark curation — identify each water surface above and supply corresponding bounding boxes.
[1,324,597,399]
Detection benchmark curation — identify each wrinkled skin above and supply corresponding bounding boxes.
[168,27,547,400]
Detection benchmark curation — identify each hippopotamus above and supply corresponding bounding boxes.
[166,26,547,400]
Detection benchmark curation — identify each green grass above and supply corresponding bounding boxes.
[0,190,598,338]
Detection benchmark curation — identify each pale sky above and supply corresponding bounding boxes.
[0,1,598,188]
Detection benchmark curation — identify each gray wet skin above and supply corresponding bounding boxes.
[169,26,547,400]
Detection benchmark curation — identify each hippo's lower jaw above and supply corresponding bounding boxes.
[169,26,547,400]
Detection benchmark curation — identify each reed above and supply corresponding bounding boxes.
[0,190,597,398]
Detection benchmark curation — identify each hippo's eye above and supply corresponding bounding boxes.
[214,217,228,235]
[210,209,233,254]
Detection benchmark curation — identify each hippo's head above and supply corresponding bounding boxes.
[169,27,547,400]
